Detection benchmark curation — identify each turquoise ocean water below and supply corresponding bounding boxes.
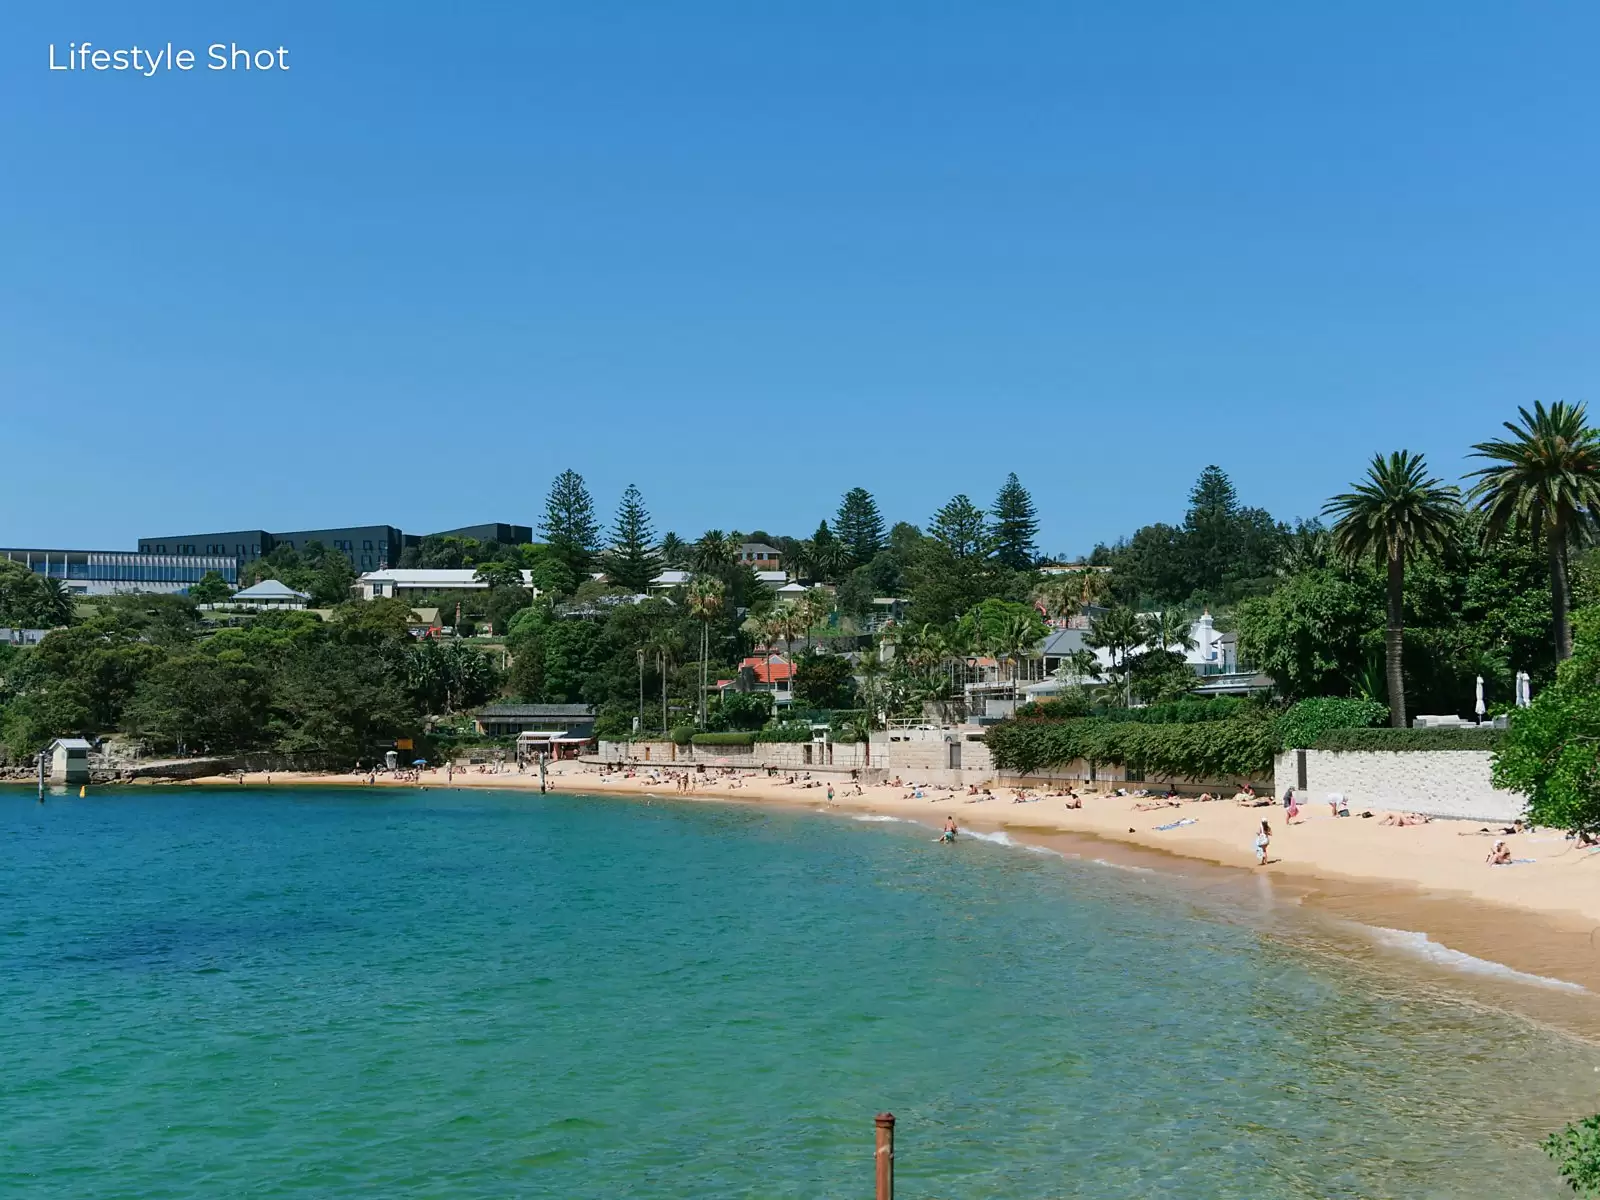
[2,786,1596,1198]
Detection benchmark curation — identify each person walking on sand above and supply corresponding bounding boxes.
[1254,819,1272,866]
[827,784,835,804]
[1286,792,1300,824]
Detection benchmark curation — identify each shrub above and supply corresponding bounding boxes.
[1545,1115,1600,1197]
[690,731,757,747]
[670,725,695,746]
[1311,726,1503,752]
[1278,697,1388,749]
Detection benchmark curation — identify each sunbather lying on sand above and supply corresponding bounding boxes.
[1380,812,1432,826]
[1133,799,1182,811]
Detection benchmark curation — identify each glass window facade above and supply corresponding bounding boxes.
[0,550,238,587]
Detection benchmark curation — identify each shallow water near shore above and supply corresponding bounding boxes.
[3,787,1598,1197]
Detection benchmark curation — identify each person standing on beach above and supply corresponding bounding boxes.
[1254,819,1272,866]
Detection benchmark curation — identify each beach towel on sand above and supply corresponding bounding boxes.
[1155,818,1197,831]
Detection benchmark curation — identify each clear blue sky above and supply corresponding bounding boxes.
[5,2,1599,557]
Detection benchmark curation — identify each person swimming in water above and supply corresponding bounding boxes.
[941,817,958,843]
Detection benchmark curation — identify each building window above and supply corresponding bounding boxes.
[362,555,372,567]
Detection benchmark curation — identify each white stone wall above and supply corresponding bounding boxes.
[1273,749,1524,822]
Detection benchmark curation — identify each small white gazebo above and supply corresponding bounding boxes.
[227,579,311,610]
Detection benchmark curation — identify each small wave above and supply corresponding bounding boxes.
[851,814,912,824]
[962,829,1016,846]
[1091,858,1156,874]
[1364,926,1586,993]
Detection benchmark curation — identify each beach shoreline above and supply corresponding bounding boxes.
[45,760,1600,1027]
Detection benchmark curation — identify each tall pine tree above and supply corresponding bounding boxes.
[603,483,660,592]
[834,487,886,567]
[991,472,1039,570]
[539,468,601,581]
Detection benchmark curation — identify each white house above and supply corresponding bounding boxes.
[355,568,537,601]
[1020,611,1266,702]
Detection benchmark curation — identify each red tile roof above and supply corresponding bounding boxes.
[740,655,795,684]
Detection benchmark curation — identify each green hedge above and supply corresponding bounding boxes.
[755,725,813,743]
[1014,696,1250,724]
[1278,697,1388,749]
[691,731,757,747]
[1311,727,1503,752]
[986,714,1279,779]
[670,725,696,746]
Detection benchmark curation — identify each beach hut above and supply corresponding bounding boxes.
[49,738,92,785]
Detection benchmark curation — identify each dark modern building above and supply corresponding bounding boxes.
[137,521,530,574]
[272,526,407,573]
[139,525,406,572]
[429,523,534,546]
[1,547,238,596]
[137,530,272,560]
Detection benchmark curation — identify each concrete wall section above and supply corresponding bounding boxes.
[1273,749,1524,822]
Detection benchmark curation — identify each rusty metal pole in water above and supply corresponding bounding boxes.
[875,1112,895,1200]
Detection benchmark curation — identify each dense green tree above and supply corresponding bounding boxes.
[0,560,75,628]
[269,638,418,756]
[908,495,1003,624]
[540,468,602,578]
[834,487,886,567]
[1235,565,1384,704]
[1494,604,1600,835]
[1469,401,1600,663]
[188,571,233,605]
[1324,450,1461,727]
[803,520,849,582]
[991,473,1040,570]
[240,541,356,607]
[408,638,499,714]
[793,650,858,709]
[473,561,524,590]
[603,484,660,592]
[126,654,271,754]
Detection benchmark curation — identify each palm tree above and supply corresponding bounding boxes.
[1055,647,1100,685]
[1140,610,1196,656]
[1468,402,1600,662]
[686,576,726,726]
[992,610,1043,687]
[691,530,739,576]
[855,639,887,728]
[1065,568,1110,618]
[1086,605,1142,706]
[643,625,682,734]
[797,591,829,651]
[1031,578,1075,623]
[657,533,688,570]
[1323,450,1461,727]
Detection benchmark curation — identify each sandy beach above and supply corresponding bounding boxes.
[166,760,1600,1015]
